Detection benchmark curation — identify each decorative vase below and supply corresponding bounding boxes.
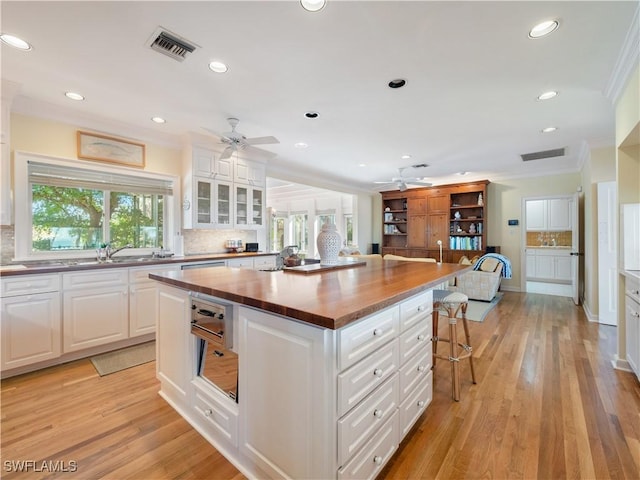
[317,222,341,265]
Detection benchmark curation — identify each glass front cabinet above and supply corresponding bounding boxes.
[191,177,233,229]
[235,185,264,229]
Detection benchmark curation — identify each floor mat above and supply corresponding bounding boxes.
[90,341,155,376]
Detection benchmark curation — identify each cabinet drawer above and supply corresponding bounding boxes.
[338,305,399,371]
[338,340,399,416]
[399,290,432,331]
[399,371,432,438]
[226,257,253,268]
[193,381,239,447]
[252,255,276,269]
[338,373,399,465]
[399,346,431,400]
[338,410,398,480]
[63,270,128,289]
[399,317,431,364]
[1,274,60,297]
[626,277,640,304]
[129,264,180,283]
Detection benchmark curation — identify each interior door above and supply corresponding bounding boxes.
[571,192,580,305]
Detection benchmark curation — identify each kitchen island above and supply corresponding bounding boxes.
[150,258,469,479]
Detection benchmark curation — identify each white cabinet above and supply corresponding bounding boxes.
[129,264,180,337]
[234,158,265,186]
[526,198,572,231]
[235,184,264,229]
[186,177,234,229]
[625,277,640,379]
[1,274,61,370]
[227,255,276,270]
[526,249,572,282]
[192,146,233,181]
[62,270,128,352]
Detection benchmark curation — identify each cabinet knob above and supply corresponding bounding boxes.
[633,311,640,318]
[417,365,425,372]
[417,334,426,341]
[417,400,425,408]
[373,328,383,336]
[204,408,213,417]
[373,368,383,377]
[373,409,383,418]
[373,456,383,465]
[417,305,425,312]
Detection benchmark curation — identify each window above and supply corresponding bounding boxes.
[290,213,308,254]
[344,214,354,245]
[15,155,176,260]
[270,214,286,252]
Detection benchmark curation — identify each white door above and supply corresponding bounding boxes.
[597,182,617,325]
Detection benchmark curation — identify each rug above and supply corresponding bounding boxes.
[464,293,503,322]
[90,341,155,376]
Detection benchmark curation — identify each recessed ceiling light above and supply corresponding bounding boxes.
[300,0,326,12]
[0,33,32,51]
[388,79,406,89]
[208,61,228,73]
[541,126,557,133]
[304,111,319,119]
[401,154,412,160]
[64,92,85,101]
[529,20,559,39]
[358,163,366,167]
[537,91,558,100]
[458,171,468,176]
[294,142,308,149]
[151,117,166,124]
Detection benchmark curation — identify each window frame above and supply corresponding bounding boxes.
[13,151,179,262]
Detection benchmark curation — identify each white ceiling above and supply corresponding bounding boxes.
[2,1,638,193]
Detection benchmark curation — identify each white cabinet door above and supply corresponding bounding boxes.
[193,177,216,227]
[235,185,264,229]
[239,306,333,480]
[226,257,254,268]
[526,200,547,230]
[157,284,192,403]
[129,282,158,337]
[63,268,129,352]
[1,292,61,369]
[215,180,233,227]
[535,254,555,279]
[526,250,537,277]
[625,296,640,378]
[548,198,571,230]
[234,158,265,186]
[554,253,573,281]
[193,147,215,177]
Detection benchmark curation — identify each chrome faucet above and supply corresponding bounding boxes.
[106,244,133,259]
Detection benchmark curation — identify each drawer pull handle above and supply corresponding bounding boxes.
[417,365,425,372]
[633,312,640,318]
[373,456,383,465]
[373,368,383,377]
[204,408,213,417]
[417,334,426,341]
[373,328,383,336]
[417,400,425,408]
[373,409,383,418]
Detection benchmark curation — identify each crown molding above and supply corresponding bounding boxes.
[604,3,640,105]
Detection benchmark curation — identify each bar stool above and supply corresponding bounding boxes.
[432,289,476,401]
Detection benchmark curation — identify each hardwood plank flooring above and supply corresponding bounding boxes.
[1,292,639,479]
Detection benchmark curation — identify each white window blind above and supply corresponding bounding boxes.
[28,161,174,196]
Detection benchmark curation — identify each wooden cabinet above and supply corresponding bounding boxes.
[62,270,128,352]
[625,276,640,379]
[525,198,572,231]
[382,181,489,259]
[1,274,61,370]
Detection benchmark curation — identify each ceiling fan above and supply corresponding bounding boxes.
[203,117,280,160]
[374,165,432,191]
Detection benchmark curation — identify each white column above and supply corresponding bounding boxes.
[1,80,22,225]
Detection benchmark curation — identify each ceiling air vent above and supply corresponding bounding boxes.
[149,29,196,62]
[521,147,565,162]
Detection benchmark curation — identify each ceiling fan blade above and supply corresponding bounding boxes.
[220,146,234,160]
[244,144,278,159]
[245,136,280,146]
[406,181,433,187]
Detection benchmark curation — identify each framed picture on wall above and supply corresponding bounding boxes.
[77,131,145,168]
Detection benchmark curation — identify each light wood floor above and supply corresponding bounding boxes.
[1,292,639,479]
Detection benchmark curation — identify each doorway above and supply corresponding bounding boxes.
[521,194,580,304]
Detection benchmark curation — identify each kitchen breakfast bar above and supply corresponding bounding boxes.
[150,258,469,479]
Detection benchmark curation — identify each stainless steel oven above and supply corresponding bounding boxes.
[191,297,238,402]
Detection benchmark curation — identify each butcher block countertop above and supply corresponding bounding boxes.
[150,258,470,330]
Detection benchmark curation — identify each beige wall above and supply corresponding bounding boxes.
[10,113,182,177]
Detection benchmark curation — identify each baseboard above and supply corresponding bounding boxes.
[581,301,599,323]
[612,355,632,372]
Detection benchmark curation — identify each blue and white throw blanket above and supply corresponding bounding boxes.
[473,253,512,279]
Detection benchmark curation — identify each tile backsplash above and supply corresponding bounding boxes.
[182,229,258,255]
[1,225,15,264]
[526,230,572,247]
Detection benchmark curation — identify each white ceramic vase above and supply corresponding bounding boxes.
[317,222,341,265]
